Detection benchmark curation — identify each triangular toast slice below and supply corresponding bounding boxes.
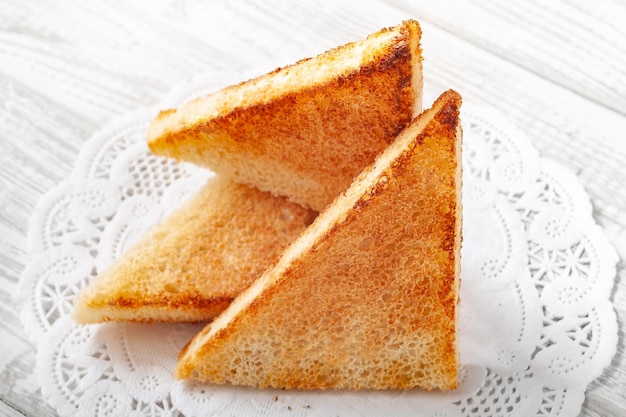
[72,176,316,323]
[175,90,462,390]
[147,20,423,212]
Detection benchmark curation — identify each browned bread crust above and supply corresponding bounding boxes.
[147,20,423,212]
[72,176,316,323]
[175,90,462,390]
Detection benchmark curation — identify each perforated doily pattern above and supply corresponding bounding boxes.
[17,76,618,417]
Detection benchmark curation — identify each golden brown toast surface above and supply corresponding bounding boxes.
[175,90,462,390]
[147,20,423,211]
[72,176,316,323]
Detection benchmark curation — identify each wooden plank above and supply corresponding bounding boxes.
[0,400,29,417]
[0,84,92,417]
[0,1,244,124]
[387,0,626,116]
[0,78,92,289]
[0,302,56,417]
[0,81,71,417]
[0,351,56,417]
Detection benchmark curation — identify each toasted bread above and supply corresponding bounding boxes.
[72,176,316,323]
[147,20,423,212]
[175,90,462,390]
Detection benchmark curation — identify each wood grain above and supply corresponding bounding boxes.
[389,0,626,116]
[0,1,624,416]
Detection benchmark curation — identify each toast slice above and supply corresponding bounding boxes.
[175,90,462,390]
[147,20,423,212]
[72,176,316,323]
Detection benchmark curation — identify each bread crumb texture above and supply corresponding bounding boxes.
[147,20,423,211]
[72,176,315,323]
[176,90,462,390]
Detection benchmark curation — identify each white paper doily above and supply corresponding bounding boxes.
[17,74,619,417]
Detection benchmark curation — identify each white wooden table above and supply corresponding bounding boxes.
[1,1,624,416]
